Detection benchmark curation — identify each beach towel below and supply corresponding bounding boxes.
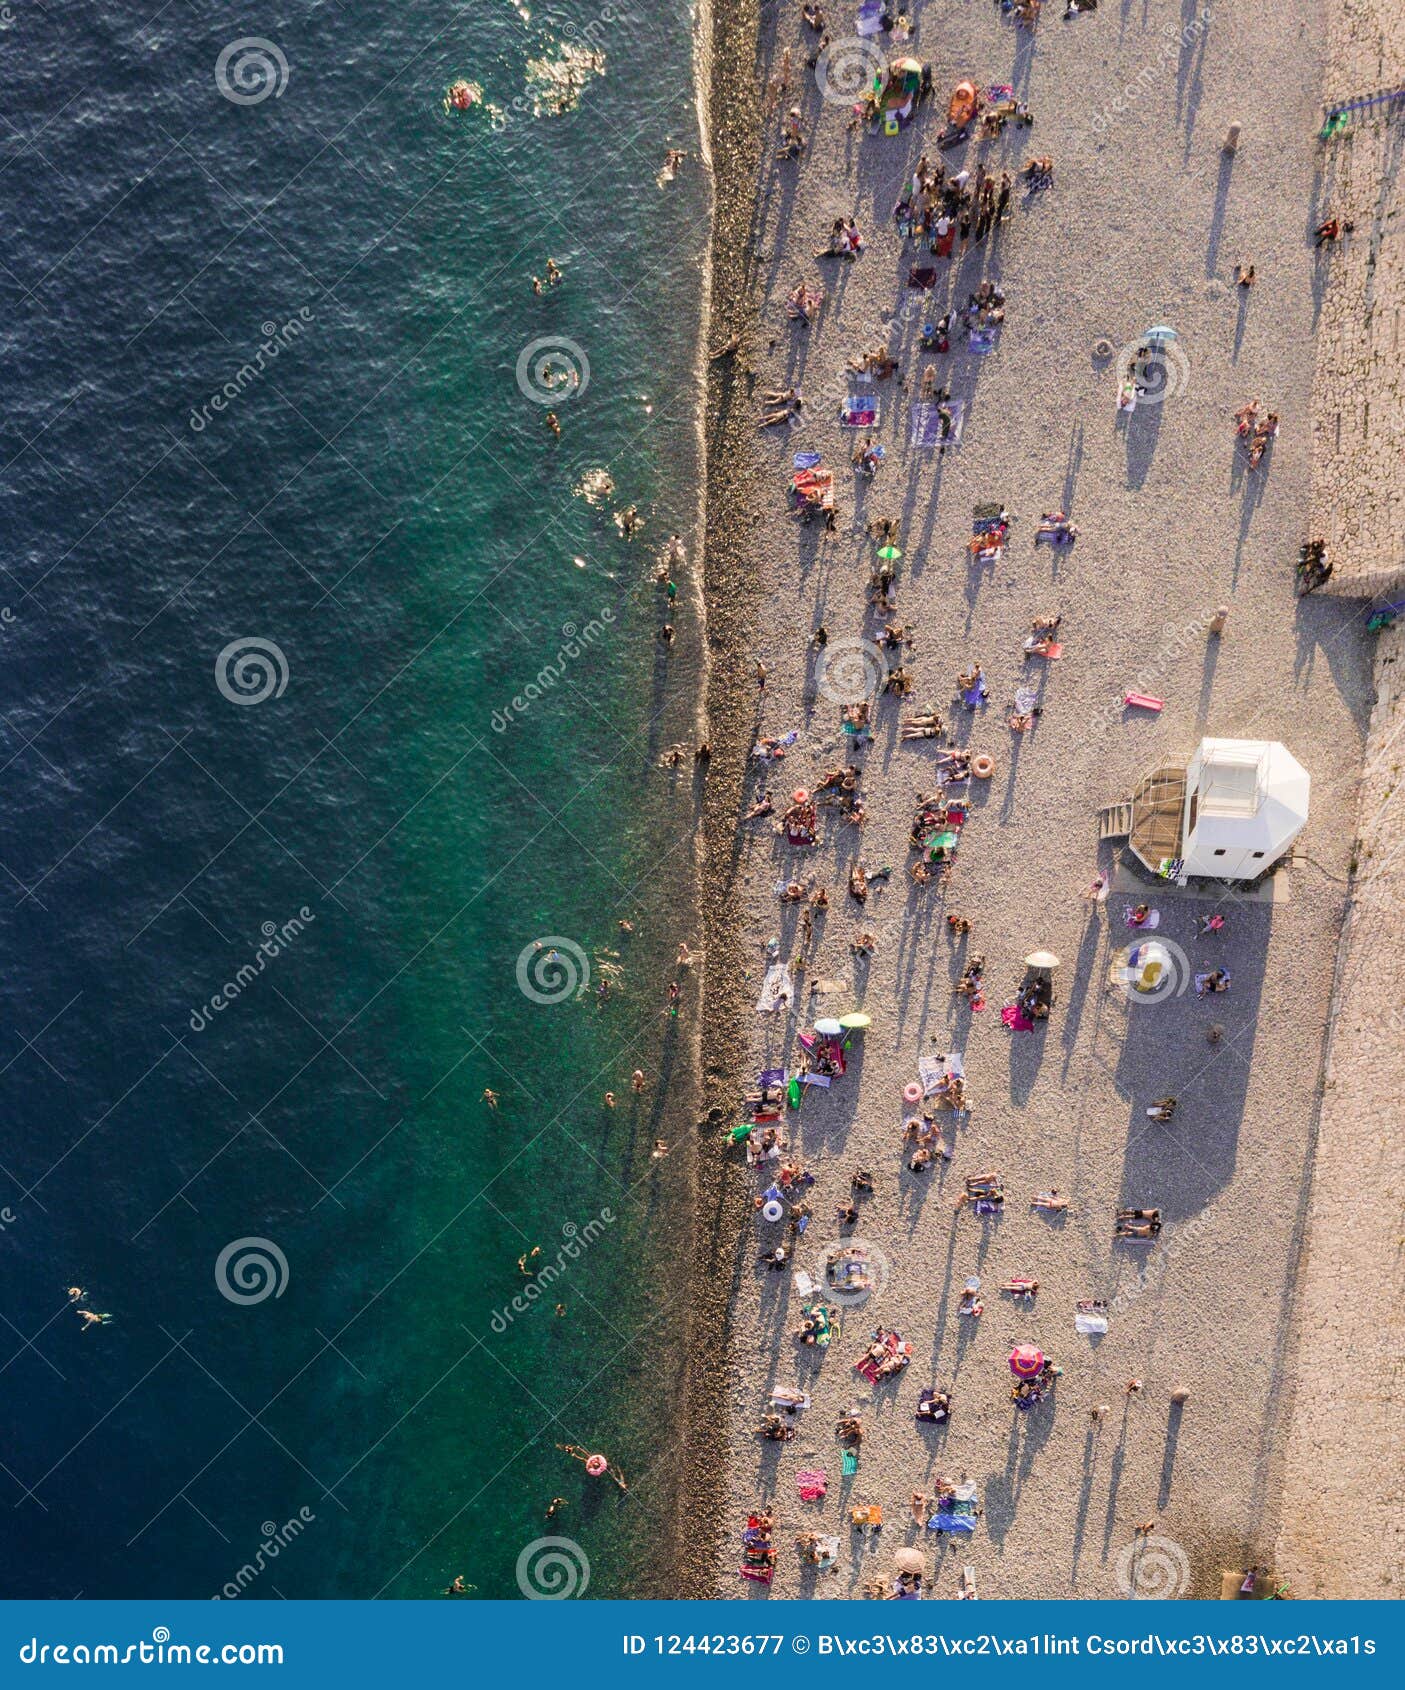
[841,395,879,427]
[792,1269,817,1298]
[1001,1004,1034,1031]
[841,1448,859,1476]
[945,1051,965,1078]
[738,1564,774,1583]
[758,1067,786,1087]
[1075,1310,1109,1336]
[917,1054,945,1096]
[756,963,793,1014]
[910,399,965,448]
[793,450,823,470]
[800,1071,831,1088]
[961,681,987,708]
[969,326,998,354]
[854,1355,881,1384]
[928,1511,977,1535]
[934,224,956,256]
[908,265,937,289]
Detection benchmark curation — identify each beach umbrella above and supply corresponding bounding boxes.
[838,1012,871,1029]
[1025,950,1061,971]
[1144,324,1179,342]
[892,57,923,77]
[792,788,810,805]
[814,1017,844,1037]
[877,544,902,560]
[1009,1344,1044,1379]
[893,1547,925,1576]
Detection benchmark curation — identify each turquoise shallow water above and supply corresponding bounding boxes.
[0,1,709,1597]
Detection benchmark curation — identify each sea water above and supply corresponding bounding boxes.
[0,0,710,1597]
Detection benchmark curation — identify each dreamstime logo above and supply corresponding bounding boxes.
[212,1509,316,1600]
[1115,336,1191,405]
[490,609,616,732]
[1111,1199,1221,1316]
[188,909,315,1032]
[815,636,887,704]
[515,937,590,1004]
[1085,9,1213,142]
[1092,611,1213,736]
[515,336,590,404]
[490,1212,615,1332]
[215,39,289,106]
[1115,1534,1192,1598]
[815,39,885,105]
[188,309,314,432]
[215,1237,289,1305]
[215,637,289,706]
[516,1535,590,1599]
[816,1235,892,1306]
[1113,936,1191,1005]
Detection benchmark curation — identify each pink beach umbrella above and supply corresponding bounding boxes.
[1009,1344,1044,1379]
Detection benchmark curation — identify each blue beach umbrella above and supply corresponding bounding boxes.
[1144,324,1179,343]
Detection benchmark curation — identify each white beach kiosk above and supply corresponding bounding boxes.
[1121,737,1310,884]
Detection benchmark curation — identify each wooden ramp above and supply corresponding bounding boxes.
[1098,799,1133,840]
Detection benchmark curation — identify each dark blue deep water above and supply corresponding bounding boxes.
[0,2,710,1597]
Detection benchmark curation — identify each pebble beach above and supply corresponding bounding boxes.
[693,0,1400,1601]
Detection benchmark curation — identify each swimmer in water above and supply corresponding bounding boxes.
[76,1308,112,1330]
[517,1247,541,1276]
[482,1088,499,1110]
[545,411,560,437]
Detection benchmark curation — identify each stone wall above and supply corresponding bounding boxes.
[1275,0,1405,1596]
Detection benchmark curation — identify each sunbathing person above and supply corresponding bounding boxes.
[1115,1209,1162,1238]
[1031,1190,1068,1211]
[758,400,801,427]
[1146,1096,1177,1121]
[746,791,774,819]
[915,1389,951,1423]
[756,1413,795,1441]
[900,717,945,741]
[848,862,869,902]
